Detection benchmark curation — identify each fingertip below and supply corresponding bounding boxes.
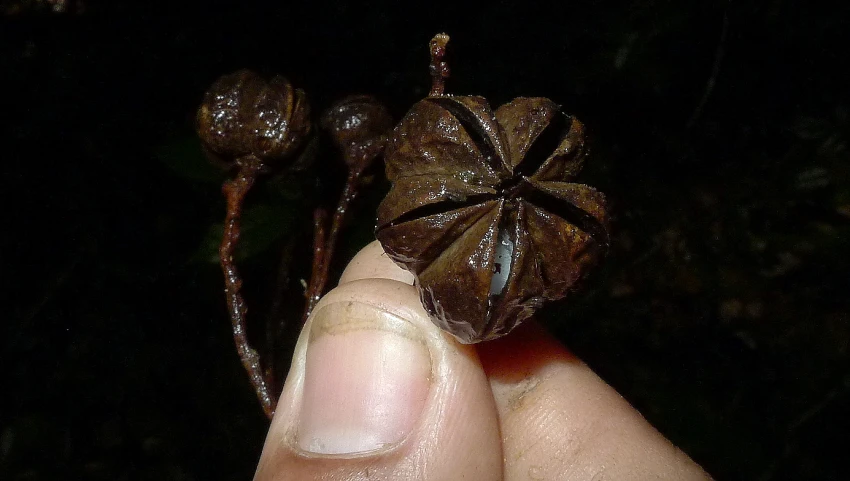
[479,321,712,480]
[338,240,414,286]
[255,267,502,480]
[478,321,581,381]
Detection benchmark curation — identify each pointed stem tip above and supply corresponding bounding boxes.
[429,33,450,96]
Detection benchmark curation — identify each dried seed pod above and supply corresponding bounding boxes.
[376,95,609,343]
[196,69,313,418]
[196,69,311,170]
[297,96,393,320]
[320,95,393,171]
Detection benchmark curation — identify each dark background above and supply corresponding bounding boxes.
[3,0,849,479]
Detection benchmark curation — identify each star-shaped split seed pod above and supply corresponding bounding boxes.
[375,35,610,343]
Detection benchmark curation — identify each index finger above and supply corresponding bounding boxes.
[479,322,713,480]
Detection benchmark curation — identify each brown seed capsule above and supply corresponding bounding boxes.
[376,95,609,343]
[196,69,311,169]
[320,95,393,171]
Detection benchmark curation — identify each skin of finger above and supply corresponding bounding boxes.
[350,241,710,479]
[479,322,714,481]
[253,265,503,480]
[337,240,415,286]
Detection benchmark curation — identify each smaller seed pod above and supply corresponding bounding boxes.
[320,95,393,171]
[196,69,311,170]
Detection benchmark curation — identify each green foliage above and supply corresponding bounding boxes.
[156,136,227,185]
[192,203,298,264]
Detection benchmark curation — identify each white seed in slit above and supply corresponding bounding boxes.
[489,227,514,296]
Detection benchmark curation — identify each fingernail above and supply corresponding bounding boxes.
[296,301,432,455]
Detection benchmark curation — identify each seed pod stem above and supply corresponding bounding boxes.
[301,154,380,323]
[302,207,328,322]
[219,155,276,418]
[300,96,393,323]
[429,33,451,96]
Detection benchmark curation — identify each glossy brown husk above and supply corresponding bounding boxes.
[321,95,393,171]
[376,95,609,343]
[196,69,311,170]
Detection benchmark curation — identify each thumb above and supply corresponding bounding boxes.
[254,241,503,481]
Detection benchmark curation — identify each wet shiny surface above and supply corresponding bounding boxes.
[196,70,311,169]
[377,95,610,343]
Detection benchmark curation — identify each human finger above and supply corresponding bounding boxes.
[479,322,713,480]
[254,241,503,480]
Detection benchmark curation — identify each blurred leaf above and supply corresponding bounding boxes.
[157,136,227,184]
[265,169,315,202]
[191,203,297,264]
[794,117,831,140]
[192,223,224,264]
